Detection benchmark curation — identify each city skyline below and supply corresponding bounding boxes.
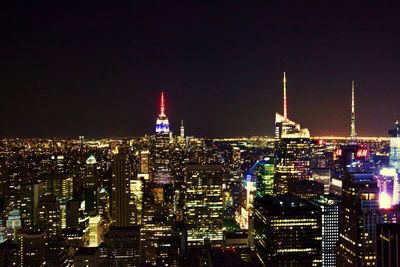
[2,2,400,138]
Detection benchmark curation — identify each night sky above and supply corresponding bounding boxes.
[1,2,400,138]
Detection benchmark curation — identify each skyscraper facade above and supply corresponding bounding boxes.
[274,73,311,194]
[111,152,132,227]
[338,173,380,266]
[253,193,322,266]
[185,164,224,247]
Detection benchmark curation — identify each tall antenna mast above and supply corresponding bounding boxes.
[350,80,356,141]
[283,72,287,120]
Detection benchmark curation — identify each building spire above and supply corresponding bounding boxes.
[351,80,356,141]
[180,120,185,138]
[160,91,165,117]
[283,72,287,120]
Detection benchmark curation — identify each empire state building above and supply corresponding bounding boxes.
[154,91,171,167]
[155,91,170,133]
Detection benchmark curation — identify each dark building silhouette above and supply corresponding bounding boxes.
[253,193,322,266]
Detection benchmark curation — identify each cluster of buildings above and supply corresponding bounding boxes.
[0,76,399,266]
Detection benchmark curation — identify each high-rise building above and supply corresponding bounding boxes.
[42,174,73,201]
[311,196,339,267]
[155,91,170,134]
[42,173,73,229]
[288,180,324,199]
[338,172,380,266]
[37,194,62,239]
[17,228,46,267]
[376,223,400,267]
[274,123,311,194]
[99,226,141,267]
[255,157,275,197]
[88,214,102,247]
[180,120,185,140]
[253,193,322,266]
[185,164,224,247]
[389,121,400,204]
[274,73,311,194]
[20,182,43,227]
[139,150,150,175]
[154,91,171,167]
[111,152,132,227]
[84,155,100,216]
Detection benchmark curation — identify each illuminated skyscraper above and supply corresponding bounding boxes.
[311,196,339,267]
[388,121,400,206]
[180,120,184,139]
[84,155,100,216]
[37,194,62,239]
[338,173,380,266]
[154,91,171,167]
[185,164,224,247]
[155,91,170,134]
[274,73,311,194]
[253,193,322,266]
[111,152,132,227]
[17,228,46,267]
[20,182,43,227]
[100,226,141,266]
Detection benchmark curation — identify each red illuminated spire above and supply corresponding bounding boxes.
[160,91,166,117]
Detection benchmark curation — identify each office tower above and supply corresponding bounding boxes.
[37,195,67,266]
[154,91,171,167]
[350,80,357,142]
[42,174,73,200]
[20,182,43,227]
[389,121,400,204]
[5,209,21,242]
[139,150,150,175]
[74,247,100,267]
[50,154,65,173]
[155,230,184,267]
[185,164,224,247]
[389,120,400,169]
[274,73,311,194]
[84,155,100,216]
[311,196,339,267]
[99,187,110,221]
[99,226,141,267]
[88,214,102,247]
[66,198,87,230]
[111,152,132,227]
[378,167,397,207]
[338,172,380,266]
[274,127,311,194]
[42,173,73,229]
[376,223,400,267]
[37,194,62,239]
[179,120,185,143]
[17,228,46,267]
[287,180,324,199]
[141,177,175,265]
[129,179,142,226]
[253,157,275,197]
[79,135,85,150]
[253,193,322,266]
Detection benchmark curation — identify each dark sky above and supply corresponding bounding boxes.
[1,2,400,138]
